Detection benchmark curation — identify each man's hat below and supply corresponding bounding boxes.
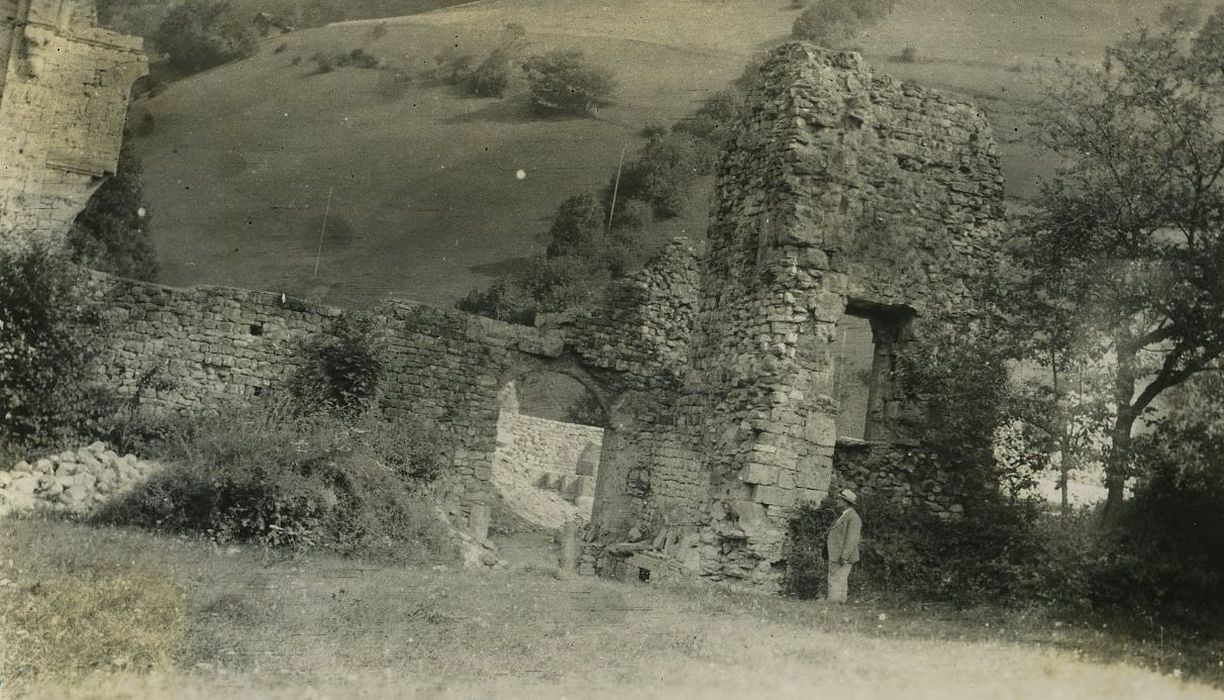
[837,489,857,505]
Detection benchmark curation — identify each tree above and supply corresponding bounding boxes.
[791,0,897,46]
[1018,11,1224,516]
[521,49,616,117]
[0,244,108,450]
[67,140,158,282]
[545,194,606,258]
[612,132,709,219]
[153,0,257,75]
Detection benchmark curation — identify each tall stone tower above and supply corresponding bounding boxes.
[0,0,147,247]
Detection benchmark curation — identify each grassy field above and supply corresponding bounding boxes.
[3,517,1223,699]
[131,0,1172,308]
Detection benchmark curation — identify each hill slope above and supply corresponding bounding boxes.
[130,0,1169,308]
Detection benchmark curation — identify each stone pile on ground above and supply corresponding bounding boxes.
[0,442,158,518]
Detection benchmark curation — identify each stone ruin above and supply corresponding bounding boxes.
[3,35,1004,590]
[0,0,147,247]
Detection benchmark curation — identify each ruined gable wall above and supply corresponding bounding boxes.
[0,0,147,246]
[667,44,1004,588]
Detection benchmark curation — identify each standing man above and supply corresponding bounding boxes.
[825,489,861,604]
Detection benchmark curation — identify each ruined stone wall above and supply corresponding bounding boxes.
[650,44,1005,589]
[494,411,603,478]
[90,241,702,510]
[540,240,702,535]
[0,0,147,246]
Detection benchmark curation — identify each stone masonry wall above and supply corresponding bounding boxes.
[654,44,1005,589]
[494,411,603,479]
[89,240,702,512]
[0,0,147,246]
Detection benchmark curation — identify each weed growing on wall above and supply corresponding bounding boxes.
[290,314,385,418]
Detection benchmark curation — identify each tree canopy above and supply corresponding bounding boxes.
[1015,9,1224,514]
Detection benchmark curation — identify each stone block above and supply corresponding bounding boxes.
[739,463,778,485]
[753,485,796,507]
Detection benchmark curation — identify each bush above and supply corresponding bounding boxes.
[469,47,514,97]
[68,140,158,282]
[290,315,384,417]
[783,491,1050,606]
[153,0,257,75]
[613,132,709,219]
[95,410,452,562]
[899,46,918,63]
[608,197,653,233]
[673,88,743,151]
[521,49,616,117]
[791,0,897,46]
[433,46,478,84]
[1089,419,1224,629]
[546,193,607,259]
[0,244,111,452]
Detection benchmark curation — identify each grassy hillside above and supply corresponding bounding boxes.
[130,0,1170,308]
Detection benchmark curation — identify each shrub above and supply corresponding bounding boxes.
[613,132,708,219]
[899,45,918,63]
[68,140,158,282]
[469,47,514,97]
[791,0,897,46]
[0,244,111,452]
[783,491,1049,606]
[521,49,616,117]
[433,46,478,84]
[673,88,743,150]
[95,410,452,562]
[456,276,537,325]
[546,193,607,259]
[1089,418,1224,629]
[608,197,653,233]
[290,315,384,417]
[153,0,257,75]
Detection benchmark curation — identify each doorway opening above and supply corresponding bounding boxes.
[490,369,608,566]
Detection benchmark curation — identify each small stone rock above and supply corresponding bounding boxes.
[12,461,31,473]
[55,462,79,477]
[33,459,53,474]
[62,485,89,504]
[87,441,108,454]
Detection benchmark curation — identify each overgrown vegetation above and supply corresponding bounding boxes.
[152,0,258,75]
[95,407,451,563]
[791,0,898,46]
[521,49,617,117]
[289,315,385,417]
[0,244,111,455]
[67,140,158,282]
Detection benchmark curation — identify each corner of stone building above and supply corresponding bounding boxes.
[0,0,148,248]
[670,42,1006,590]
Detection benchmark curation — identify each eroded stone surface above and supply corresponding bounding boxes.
[0,0,147,246]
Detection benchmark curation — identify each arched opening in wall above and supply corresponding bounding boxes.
[490,369,608,566]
